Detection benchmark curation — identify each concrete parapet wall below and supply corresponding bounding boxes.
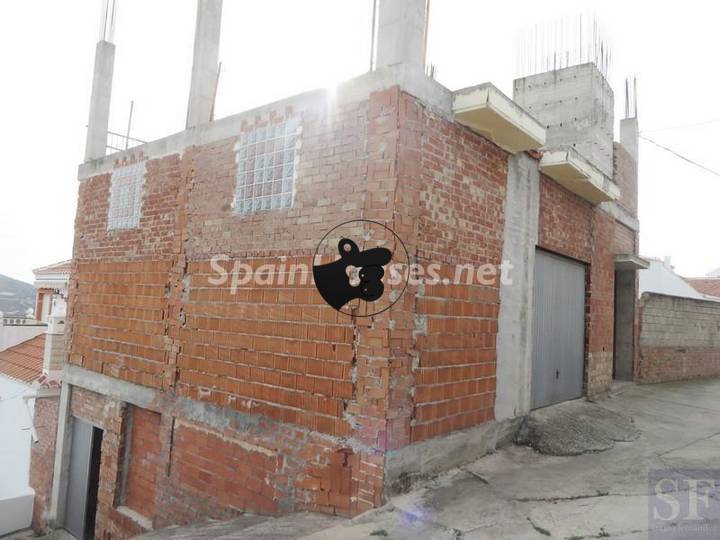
[638,293,720,382]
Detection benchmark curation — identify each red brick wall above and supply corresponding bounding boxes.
[586,209,616,394]
[613,143,638,216]
[124,407,161,517]
[66,384,383,538]
[73,154,183,260]
[403,95,506,443]
[65,90,404,532]
[69,260,172,388]
[612,223,636,255]
[29,396,59,534]
[538,174,594,263]
[639,347,720,382]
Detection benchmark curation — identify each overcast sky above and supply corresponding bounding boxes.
[1,1,718,283]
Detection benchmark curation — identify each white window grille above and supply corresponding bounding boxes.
[234,119,301,215]
[108,161,145,230]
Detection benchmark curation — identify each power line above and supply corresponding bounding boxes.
[640,135,720,178]
[641,118,720,134]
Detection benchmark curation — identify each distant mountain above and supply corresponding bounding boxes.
[0,274,35,316]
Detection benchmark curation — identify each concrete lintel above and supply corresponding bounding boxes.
[615,254,650,271]
[62,364,380,455]
[32,387,61,400]
[78,64,452,181]
[452,83,546,153]
[64,364,157,410]
[385,417,523,494]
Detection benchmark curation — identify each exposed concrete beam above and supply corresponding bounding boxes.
[374,0,428,70]
[84,41,115,161]
[61,364,377,454]
[186,0,223,128]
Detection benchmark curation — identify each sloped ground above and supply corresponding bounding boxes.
[130,378,720,539]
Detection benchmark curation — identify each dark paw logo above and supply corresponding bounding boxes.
[313,238,392,310]
[313,220,409,317]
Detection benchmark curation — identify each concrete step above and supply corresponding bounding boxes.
[133,512,343,540]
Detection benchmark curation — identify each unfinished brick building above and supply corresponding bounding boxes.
[31,1,647,538]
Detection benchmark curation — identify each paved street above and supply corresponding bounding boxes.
[310,378,720,539]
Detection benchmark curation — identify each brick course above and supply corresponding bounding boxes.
[124,407,162,516]
[62,90,403,535]
[613,142,638,216]
[408,95,506,442]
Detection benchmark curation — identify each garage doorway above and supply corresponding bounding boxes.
[64,417,103,540]
[531,249,587,409]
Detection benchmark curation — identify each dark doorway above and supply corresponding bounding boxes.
[64,417,103,540]
[614,270,636,380]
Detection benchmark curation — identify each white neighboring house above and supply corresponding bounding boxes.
[639,257,717,301]
[0,320,45,536]
[0,261,69,536]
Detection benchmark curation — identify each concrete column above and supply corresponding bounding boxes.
[186,0,223,128]
[374,0,428,70]
[613,270,636,381]
[495,153,540,421]
[84,41,115,161]
[620,117,639,163]
[49,382,72,527]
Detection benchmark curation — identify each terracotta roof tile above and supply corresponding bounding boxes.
[0,334,45,384]
[686,278,720,299]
